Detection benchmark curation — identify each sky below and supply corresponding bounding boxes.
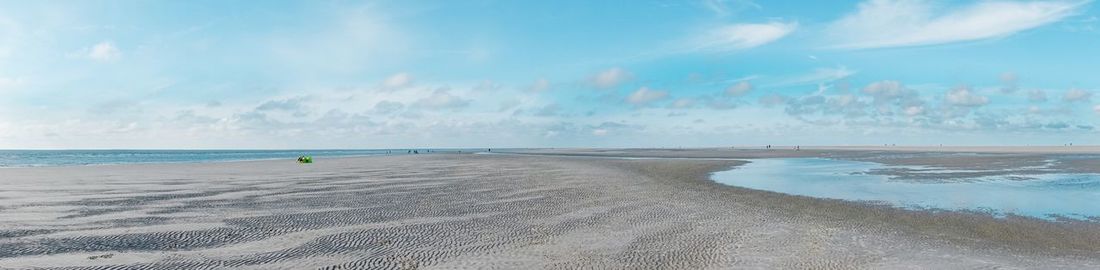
[1,0,1099,149]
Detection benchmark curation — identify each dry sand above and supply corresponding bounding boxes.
[1,150,1099,269]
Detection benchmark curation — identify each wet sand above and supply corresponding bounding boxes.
[2,150,1099,269]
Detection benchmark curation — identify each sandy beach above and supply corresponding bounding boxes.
[3,149,1100,269]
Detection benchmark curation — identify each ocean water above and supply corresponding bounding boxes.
[0,149,423,167]
[712,158,1100,220]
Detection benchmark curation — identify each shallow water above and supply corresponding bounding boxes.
[712,158,1100,220]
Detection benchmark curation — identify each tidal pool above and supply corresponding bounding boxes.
[711,158,1100,220]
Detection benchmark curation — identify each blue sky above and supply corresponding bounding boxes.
[1,0,1099,149]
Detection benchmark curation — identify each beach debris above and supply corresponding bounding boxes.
[297,156,313,164]
[87,253,114,260]
[397,256,420,270]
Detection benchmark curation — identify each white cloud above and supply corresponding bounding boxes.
[1094,104,1100,114]
[945,86,990,107]
[770,66,856,87]
[669,98,697,109]
[1064,88,1092,102]
[383,73,414,89]
[1028,105,1043,114]
[903,105,925,116]
[861,80,925,114]
[1028,89,1048,102]
[0,76,24,93]
[862,80,907,98]
[528,78,551,92]
[373,100,405,114]
[472,80,501,92]
[268,5,408,76]
[625,87,669,106]
[533,104,561,117]
[87,41,120,62]
[695,22,798,51]
[498,99,521,112]
[725,81,753,96]
[591,68,631,89]
[1000,72,1020,93]
[826,0,1085,49]
[416,88,471,110]
[255,97,308,112]
[758,94,788,107]
[702,0,762,16]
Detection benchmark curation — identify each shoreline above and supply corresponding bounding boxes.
[503,146,1100,155]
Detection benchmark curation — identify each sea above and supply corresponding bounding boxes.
[0,149,455,168]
